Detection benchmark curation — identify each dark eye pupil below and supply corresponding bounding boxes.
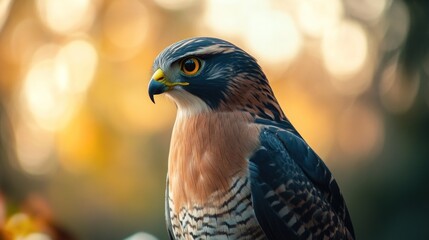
[184,59,196,72]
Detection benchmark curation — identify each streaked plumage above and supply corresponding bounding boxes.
[148,37,355,239]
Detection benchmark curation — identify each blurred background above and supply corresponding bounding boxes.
[0,0,428,239]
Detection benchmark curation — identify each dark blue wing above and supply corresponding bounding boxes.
[249,124,355,240]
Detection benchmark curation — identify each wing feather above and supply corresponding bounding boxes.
[249,125,355,239]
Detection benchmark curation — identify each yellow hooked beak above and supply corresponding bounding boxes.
[148,68,189,103]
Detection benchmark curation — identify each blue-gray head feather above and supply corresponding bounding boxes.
[152,37,286,122]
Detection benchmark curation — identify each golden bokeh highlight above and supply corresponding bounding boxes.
[102,0,149,61]
[36,0,96,35]
[57,107,106,174]
[3,213,37,238]
[0,0,12,31]
[203,0,252,38]
[322,19,368,78]
[57,40,98,93]
[9,19,45,64]
[14,120,55,175]
[21,40,97,132]
[0,0,423,239]
[244,10,302,65]
[204,0,302,65]
[297,0,344,38]
[22,55,72,131]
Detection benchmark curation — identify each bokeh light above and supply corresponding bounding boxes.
[154,0,197,11]
[380,61,420,113]
[204,0,301,65]
[381,0,409,51]
[244,10,301,65]
[56,40,98,93]
[125,232,159,240]
[0,0,12,31]
[23,53,73,131]
[203,0,269,38]
[322,19,368,78]
[14,120,55,175]
[23,233,51,240]
[4,213,37,238]
[297,0,343,38]
[9,19,45,65]
[0,0,428,239]
[344,0,389,22]
[57,107,103,174]
[21,40,97,131]
[102,0,149,61]
[36,0,96,35]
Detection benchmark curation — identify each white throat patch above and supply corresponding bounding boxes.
[166,88,211,119]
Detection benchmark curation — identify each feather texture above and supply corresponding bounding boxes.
[148,37,355,240]
[167,111,264,239]
[168,111,260,211]
[250,124,355,239]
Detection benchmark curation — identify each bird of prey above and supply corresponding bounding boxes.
[148,37,355,240]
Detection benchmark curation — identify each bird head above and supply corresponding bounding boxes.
[148,37,286,121]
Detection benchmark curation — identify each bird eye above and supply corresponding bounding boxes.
[181,57,201,75]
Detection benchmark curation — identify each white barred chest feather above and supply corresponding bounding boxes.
[168,176,267,239]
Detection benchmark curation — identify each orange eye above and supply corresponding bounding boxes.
[181,57,201,75]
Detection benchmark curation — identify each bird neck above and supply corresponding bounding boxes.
[219,74,287,122]
[168,111,261,211]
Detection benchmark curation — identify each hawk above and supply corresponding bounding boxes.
[148,37,355,240]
